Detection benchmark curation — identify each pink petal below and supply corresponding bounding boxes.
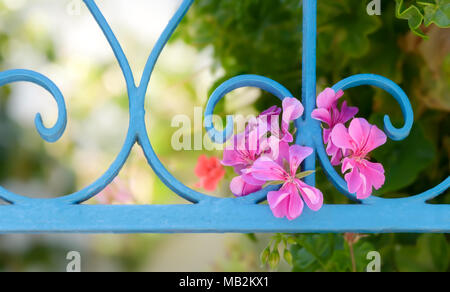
[281,130,294,143]
[266,116,281,138]
[281,98,304,142]
[245,116,260,133]
[232,164,246,175]
[267,189,290,218]
[289,145,313,176]
[362,123,387,154]
[260,105,282,117]
[230,176,262,197]
[259,106,281,133]
[230,176,245,196]
[295,179,323,211]
[311,108,332,125]
[251,156,288,181]
[234,132,249,152]
[326,142,343,166]
[342,157,356,173]
[317,88,339,109]
[267,136,280,161]
[365,160,385,173]
[241,171,266,186]
[323,128,332,144]
[339,101,359,124]
[284,183,304,220]
[345,167,363,195]
[330,123,355,151]
[360,160,385,190]
[270,139,291,166]
[282,98,304,122]
[247,127,261,157]
[355,174,372,199]
[348,118,373,150]
[222,147,246,167]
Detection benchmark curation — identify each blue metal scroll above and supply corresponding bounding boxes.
[0,0,448,233]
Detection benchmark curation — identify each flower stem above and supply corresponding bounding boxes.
[349,242,356,272]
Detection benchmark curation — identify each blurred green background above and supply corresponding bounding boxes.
[0,0,448,271]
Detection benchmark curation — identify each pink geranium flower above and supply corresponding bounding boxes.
[222,98,304,197]
[249,145,323,220]
[311,88,358,165]
[330,118,387,199]
[195,155,225,192]
[222,126,269,196]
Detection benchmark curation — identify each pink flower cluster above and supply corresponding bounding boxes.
[312,88,387,199]
[222,98,323,220]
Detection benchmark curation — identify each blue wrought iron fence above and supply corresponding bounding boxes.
[0,0,448,233]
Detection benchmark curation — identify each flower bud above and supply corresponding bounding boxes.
[284,249,293,266]
[261,247,270,265]
[269,250,280,270]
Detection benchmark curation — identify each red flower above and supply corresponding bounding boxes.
[194,155,225,191]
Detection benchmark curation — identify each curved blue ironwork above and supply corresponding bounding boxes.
[0,69,67,205]
[204,74,294,144]
[0,0,448,233]
[0,69,67,143]
[331,74,414,141]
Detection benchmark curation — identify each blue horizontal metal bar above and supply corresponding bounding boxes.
[0,203,448,233]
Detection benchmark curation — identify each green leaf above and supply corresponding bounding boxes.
[395,0,428,38]
[263,181,285,188]
[422,0,450,27]
[394,0,449,37]
[291,234,337,271]
[295,170,315,180]
[291,244,321,272]
[327,249,352,272]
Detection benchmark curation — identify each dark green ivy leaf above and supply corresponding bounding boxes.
[291,234,336,271]
[395,0,428,38]
[422,0,450,27]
